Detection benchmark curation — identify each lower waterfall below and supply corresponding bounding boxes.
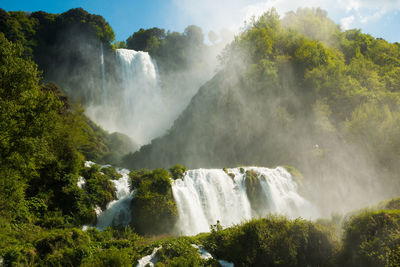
[93,164,317,236]
[172,167,318,235]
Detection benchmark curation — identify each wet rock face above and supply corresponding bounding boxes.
[129,169,178,235]
[245,170,269,216]
[130,193,178,235]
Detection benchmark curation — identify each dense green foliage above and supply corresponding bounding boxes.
[126,25,207,73]
[82,118,138,165]
[0,33,122,229]
[129,168,178,235]
[80,165,116,210]
[155,237,220,266]
[0,8,115,104]
[0,226,145,266]
[169,164,188,180]
[2,205,400,266]
[0,7,137,162]
[376,196,400,211]
[339,210,400,266]
[202,217,337,267]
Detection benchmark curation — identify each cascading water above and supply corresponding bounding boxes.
[95,168,134,228]
[172,167,318,235]
[87,48,170,145]
[93,164,317,236]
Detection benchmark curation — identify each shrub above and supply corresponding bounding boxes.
[169,164,188,180]
[339,210,400,267]
[81,247,132,267]
[157,238,219,266]
[101,166,122,180]
[203,216,336,267]
[376,196,400,211]
[81,165,116,210]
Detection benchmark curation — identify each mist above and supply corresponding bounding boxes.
[34,5,400,218]
[122,8,400,218]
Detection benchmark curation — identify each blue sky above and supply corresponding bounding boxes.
[2,0,400,43]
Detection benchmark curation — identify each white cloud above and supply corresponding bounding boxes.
[339,0,361,12]
[341,15,355,29]
[170,0,400,41]
[359,8,388,23]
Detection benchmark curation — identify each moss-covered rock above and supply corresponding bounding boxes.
[129,168,178,235]
[244,170,268,216]
[223,168,235,180]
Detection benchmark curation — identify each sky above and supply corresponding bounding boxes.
[1,0,400,43]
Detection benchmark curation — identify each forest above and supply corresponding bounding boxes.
[0,6,400,266]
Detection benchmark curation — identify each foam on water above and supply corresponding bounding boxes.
[172,167,318,235]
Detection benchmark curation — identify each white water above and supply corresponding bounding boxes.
[96,168,134,228]
[77,176,85,188]
[100,43,107,104]
[172,167,318,235]
[136,246,161,267]
[192,244,234,267]
[87,48,170,145]
[92,164,318,236]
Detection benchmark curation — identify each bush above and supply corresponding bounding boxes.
[101,166,122,180]
[157,238,219,266]
[81,247,132,267]
[203,216,337,267]
[376,196,400,211]
[169,164,188,180]
[339,210,400,267]
[81,165,116,210]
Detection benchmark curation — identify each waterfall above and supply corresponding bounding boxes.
[93,164,318,236]
[100,43,107,104]
[86,48,170,146]
[172,167,318,235]
[96,168,134,228]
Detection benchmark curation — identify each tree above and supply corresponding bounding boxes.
[208,30,218,44]
[184,25,204,46]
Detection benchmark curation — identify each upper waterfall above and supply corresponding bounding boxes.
[100,43,107,104]
[172,167,318,235]
[87,48,170,146]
